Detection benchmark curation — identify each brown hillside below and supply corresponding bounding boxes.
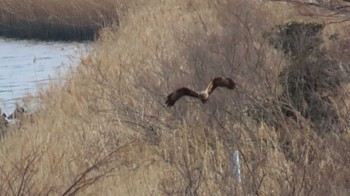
[0,0,349,195]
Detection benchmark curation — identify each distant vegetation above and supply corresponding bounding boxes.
[0,0,349,195]
[0,0,121,41]
[256,22,348,134]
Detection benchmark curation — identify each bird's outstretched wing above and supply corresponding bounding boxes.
[206,77,236,95]
[166,87,200,107]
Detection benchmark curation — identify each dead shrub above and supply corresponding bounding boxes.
[262,22,349,134]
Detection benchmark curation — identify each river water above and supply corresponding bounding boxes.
[0,38,88,115]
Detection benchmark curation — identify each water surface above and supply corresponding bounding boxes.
[0,38,88,115]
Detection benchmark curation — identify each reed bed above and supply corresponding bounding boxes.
[0,0,123,40]
[0,0,349,195]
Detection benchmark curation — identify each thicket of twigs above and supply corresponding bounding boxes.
[0,0,349,195]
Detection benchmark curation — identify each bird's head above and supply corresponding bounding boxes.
[199,92,209,103]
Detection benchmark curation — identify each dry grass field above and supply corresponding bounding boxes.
[0,0,350,195]
[0,0,123,40]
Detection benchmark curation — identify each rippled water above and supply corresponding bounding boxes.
[0,38,88,115]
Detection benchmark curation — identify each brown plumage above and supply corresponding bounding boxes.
[166,77,236,107]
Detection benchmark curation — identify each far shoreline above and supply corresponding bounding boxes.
[0,21,99,41]
[0,0,119,41]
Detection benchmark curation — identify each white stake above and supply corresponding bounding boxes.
[232,151,241,182]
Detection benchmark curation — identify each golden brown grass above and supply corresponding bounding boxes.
[0,0,126,40]
[0,0,118,22]
[0,0,350,195]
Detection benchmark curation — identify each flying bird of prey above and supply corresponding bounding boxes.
[166,77,236,107]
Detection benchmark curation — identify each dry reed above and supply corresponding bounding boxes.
[0,0,126,40]
[0,0,349,195]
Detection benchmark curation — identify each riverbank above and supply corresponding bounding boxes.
[0,0,121,41]
[0,0,349,195]
[0,38,87,114]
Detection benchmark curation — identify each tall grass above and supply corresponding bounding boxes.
[0,0,124,40]
[0,0,349,195]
